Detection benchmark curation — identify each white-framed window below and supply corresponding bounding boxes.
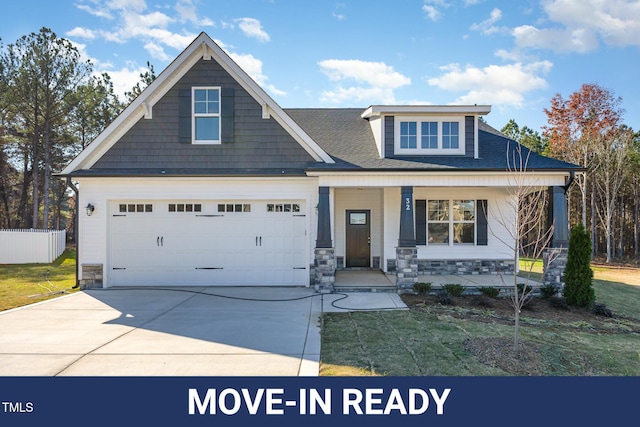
[192,87,220,144]
[426,199,475,245]
[395,116,464,155]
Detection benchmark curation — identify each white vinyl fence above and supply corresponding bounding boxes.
[0,229,67,264]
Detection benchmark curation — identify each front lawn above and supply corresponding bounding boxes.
[0,248,78,311]
[320,265,640,376]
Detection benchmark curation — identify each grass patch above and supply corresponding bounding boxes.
[520,258,544,274]
[320,266,640,376]
[0,247,78,311]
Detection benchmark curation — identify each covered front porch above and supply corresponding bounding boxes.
[312,177,569,294]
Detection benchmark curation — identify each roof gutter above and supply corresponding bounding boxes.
[305,167,582,174]
[66,177,80,289]
[564,170,576,191]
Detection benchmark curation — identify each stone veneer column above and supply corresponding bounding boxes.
[396,186,417,290]
[314,248,335,293]
[543,247,568,293]
[396,247,418,292]
[543,185,570,294]
[314,186,334,292]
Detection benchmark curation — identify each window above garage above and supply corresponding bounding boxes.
[192,87,221,144]
[179,86,234,145]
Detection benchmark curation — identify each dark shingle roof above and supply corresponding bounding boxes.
[285,108,578,172]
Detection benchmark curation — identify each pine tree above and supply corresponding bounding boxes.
[563,223,595,307]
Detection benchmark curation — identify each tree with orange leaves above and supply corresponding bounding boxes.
[543,83,629,263]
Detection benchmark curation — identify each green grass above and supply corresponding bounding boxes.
[0,248,78,311]
[321,264,640,376]
[519,258,544,274]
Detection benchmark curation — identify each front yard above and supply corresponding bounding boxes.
[0,248,78,311]
[320,267,640,376]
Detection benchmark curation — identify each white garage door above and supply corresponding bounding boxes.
[109,200,308,286]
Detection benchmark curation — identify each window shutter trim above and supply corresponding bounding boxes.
[477,199,488,246]
[221,87,235,143]
[415,199,426,246]
[178,89,191,144]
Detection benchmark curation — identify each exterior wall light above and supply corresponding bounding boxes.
[85,203,95,216]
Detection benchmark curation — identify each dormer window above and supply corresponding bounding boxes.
[395,116,464,155]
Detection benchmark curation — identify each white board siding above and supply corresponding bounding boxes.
[382,187,514,272]
[76,177,318,287]
[412,187,514,260]
[333,188,384,267]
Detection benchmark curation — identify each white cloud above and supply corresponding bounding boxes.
[97,63,150,100]
[66,27,97,39]
[513,25,598,53]
[144,41,172,61]
[73,2,283,99]
[423,0,450,21]
[74,1,197,50]
[470,8,504,35]
[74,2,114,19]
[234,18,271,42]
[109,0,146,13]
[228,52,286,97]
[174,0,214,26]
[318,59,411,104]
[333,3,346,20]
[513,0,640,52]
[427,61,553,107]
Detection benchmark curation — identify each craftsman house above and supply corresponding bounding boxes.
[60,32,576,292]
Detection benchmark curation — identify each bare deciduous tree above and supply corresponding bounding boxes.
[491,142,557,352]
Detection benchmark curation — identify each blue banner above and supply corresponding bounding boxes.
[0,376,637,426]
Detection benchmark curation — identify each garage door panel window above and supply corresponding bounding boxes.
[119,203,153,213]
[217,203,251,213]
[168,203,202,213]
[267,203,301,213]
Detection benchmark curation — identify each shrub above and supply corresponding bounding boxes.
[563,223,595,308]
[548,296,569,310]
[516,283,529,295]
[471,295,493,308]
[437,291,452,305]
[514,283,533,309]
[478,287,500,298]
[443,283,465,297]
[539,283,558,299]
[592,303,613,318]
[413,282,432,296]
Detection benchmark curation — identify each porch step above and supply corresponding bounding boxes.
[334,286,397,293]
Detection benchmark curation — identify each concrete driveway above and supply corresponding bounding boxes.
[0,287,406,376]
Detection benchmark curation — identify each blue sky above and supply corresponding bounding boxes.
[3,0,639,134]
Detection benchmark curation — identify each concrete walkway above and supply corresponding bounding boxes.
[0,286,407,376]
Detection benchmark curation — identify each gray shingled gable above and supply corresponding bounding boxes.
[283,108,579,172]
[90,58,315,174]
